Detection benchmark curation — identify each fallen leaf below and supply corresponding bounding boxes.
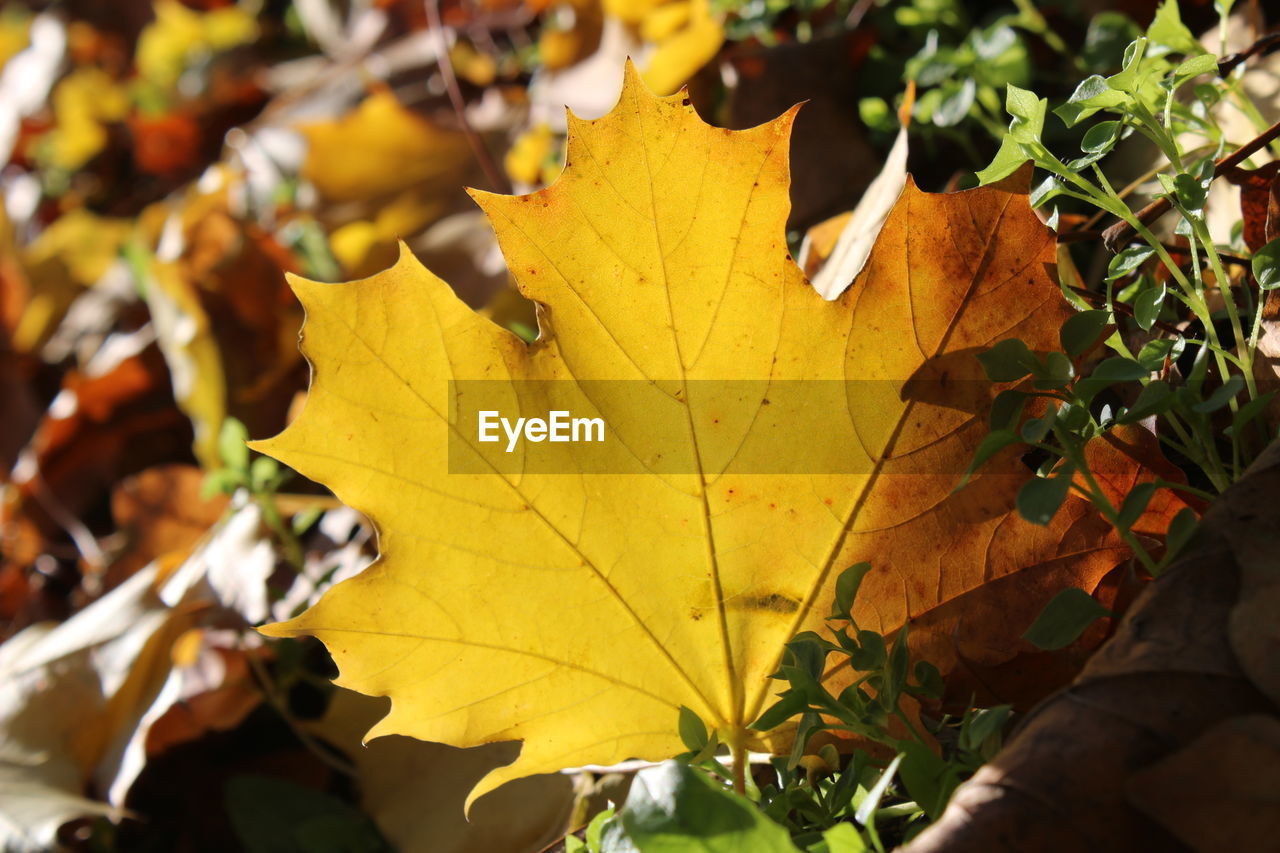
[255,66,1143,806]
[537,0,604,71]
[805,91,910,299]
[0,564,189,850]
[128,112,203,178]
[42,66,129,170]
[505,122,557,187]
[298,90,472,205]
[4,345,191,569]
[635,0,723,96]
[1222,162,1280,252]
[308,689,576,853]
[1127,714,1280,853]
[142,183,304,466]
[134,0,257,89]
[903,439,1280,853]
[11,209,132,353]
[107,465,230,589]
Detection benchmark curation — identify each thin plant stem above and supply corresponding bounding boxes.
[1053,429,1158,573]
[730,733,748,796]
[246,645,359,777]
[425,0,512,194]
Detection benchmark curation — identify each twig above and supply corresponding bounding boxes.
[425,0,512,195]
[1218,32,1280,77]
[28,471,106,571]
[845,0,874,29]
[1061,232,1249,270]
[1101,118,1280,252]
[245,643,360,777]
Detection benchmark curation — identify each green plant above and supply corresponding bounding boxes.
[204,416,309,568]
[585,564,1012,851]
[968,1,1279,578]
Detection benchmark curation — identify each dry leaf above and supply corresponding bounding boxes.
[904,440,1280,853]
[805,116,908,299]
[308,690,576,853]
[299,90,472,205]
[0,564,188,849]
[4,345,191,568]
[108,465,230,589]
[255,66,1143,806]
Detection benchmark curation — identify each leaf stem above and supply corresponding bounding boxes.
[730,732,748,796]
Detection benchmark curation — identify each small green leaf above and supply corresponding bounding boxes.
[202,468,242,499]
[250,456,280,492]
[618,762,801,852]
[1005,85,1047,144]
[1133,282,1166,331]
[1042,351,1075,385]
[848,629,886,672]
[854,754,903,827]
[990,389,1028,430]
[1077,357,1149,406]
[1106,245,1155,280]
[818,822,869,853]
[1146,0,1204,56]
[1059,401,1090,431]
[1017,469,1074,526]
[1253,237,1280,290]
[1116,481,1158,530]
[1105,38,1149,92]
[1081,120,1122,154]
[1005,84,1041,122]
[1020,405,1058,443]
[1118,380,1173,423]
[934,78,976,127]
[1093,356,1150,382]
[830,563,873,619]
[1173,54,1217,81]
[1022,588,1112,650]
[896,740,951,821]
[751,691,807,732]
[911,660,943,699]
[1162,507,1199,565]
[1191,374,1244,413]
[219,418,251,473]
[976,136,1029,185]
[858,97,893,133]
[1055,75,1131,126]
[678,706,709,752]
[1136,338,1182,371]
[962,705,1012,754]
[1193,83,1221,108]
[1170,173,1208,213]
[1060,310,1111,357]
[881,627,910,709]
[291,505,324,536]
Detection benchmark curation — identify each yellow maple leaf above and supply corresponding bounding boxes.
[256,64,1130,806]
